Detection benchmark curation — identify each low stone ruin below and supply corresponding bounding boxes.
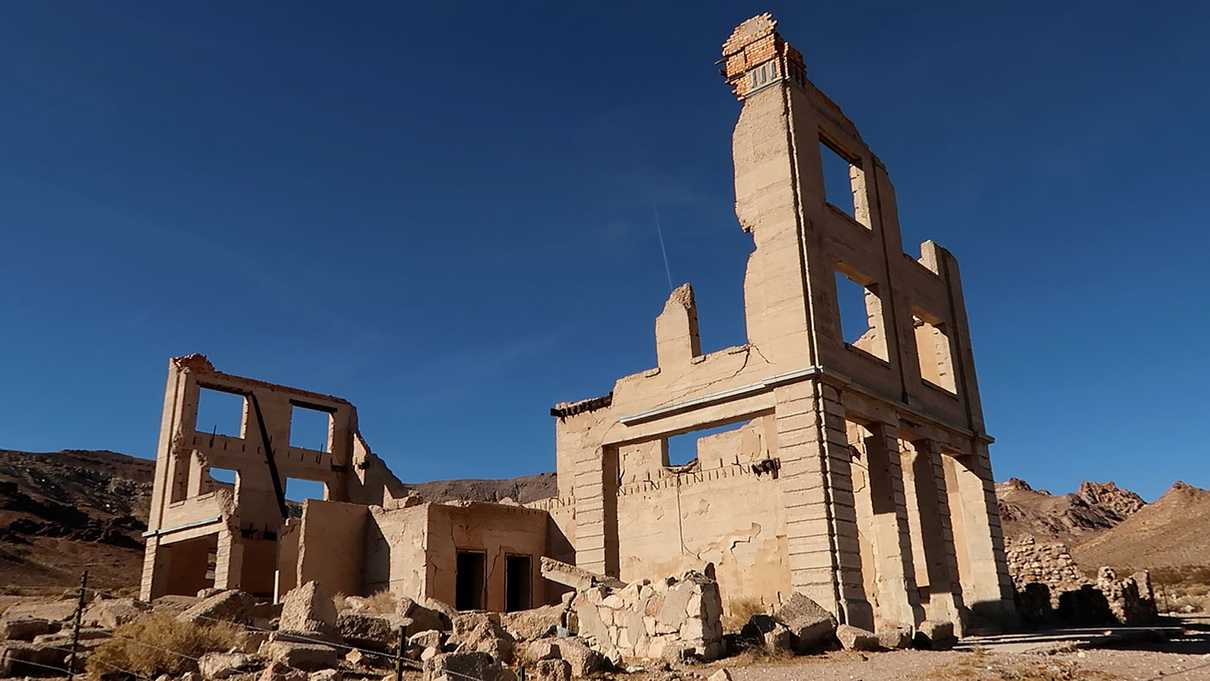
[1006,535,1158,626]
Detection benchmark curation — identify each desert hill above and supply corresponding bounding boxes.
[1072,481,1210,570]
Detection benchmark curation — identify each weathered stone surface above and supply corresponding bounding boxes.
[179,590,258,625]
[835,624,879,651]
[198,652,258,680]
[0,619,59,642]
[308,670,341,681]
[0,642,69,677]
[259,641,340,671]
[529,658,571,681]
[336,612,397,650]
[772,593,836,653]
[82,598,151,629]
[708,670,734,681]
[424,651,513,681]
[500,604,563,641]
[280,582,337,635]
[521,639,559,664]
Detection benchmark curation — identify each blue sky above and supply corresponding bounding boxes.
[1,2,1206,501]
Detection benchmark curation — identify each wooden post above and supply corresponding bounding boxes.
[394,623,405,680]
[67,570,88,680]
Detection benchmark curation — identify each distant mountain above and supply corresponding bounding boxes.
[995,477,1146,544]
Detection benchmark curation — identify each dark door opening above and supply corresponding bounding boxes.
[455,550,485,610]
[505,554,532,612]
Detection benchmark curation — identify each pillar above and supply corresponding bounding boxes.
[213,528,244,591]
[905,439,964,630]
[573,446,618,577]
[861,421,924,628]
[943,441,1016,628]
[775,379,872,628]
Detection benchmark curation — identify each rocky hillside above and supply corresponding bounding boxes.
[0,449,155,591]
[995,477,1146,544]
[0,448,557,591]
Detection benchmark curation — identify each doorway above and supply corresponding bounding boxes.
[455,550,485,610]
[505,554,532,612]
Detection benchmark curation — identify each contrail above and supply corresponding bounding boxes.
[653,205,674,293]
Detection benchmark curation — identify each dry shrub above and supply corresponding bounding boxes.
[87,613,242,679]
[722,597,766,632]
[362,590,397,614]
[1149,565,1210,613]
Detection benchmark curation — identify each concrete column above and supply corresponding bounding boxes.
[905,439,964,629]
[573,446,618,577]
[943,442,1016,628]
[213,528,244,591]
[775,379,872,629]
[139,538,164,601]
[861,421,924,628]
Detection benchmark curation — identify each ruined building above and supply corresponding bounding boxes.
[140,14,1016,636]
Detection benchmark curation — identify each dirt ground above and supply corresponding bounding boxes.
[622,616,1210,681]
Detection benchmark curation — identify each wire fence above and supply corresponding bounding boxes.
[15,574,491,681]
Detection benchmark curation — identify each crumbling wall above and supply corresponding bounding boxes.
[1006,536,1157,625]
[365,503,431,598]
[296,500,368,597]
[572,568,724,662]
[614,465,790,613]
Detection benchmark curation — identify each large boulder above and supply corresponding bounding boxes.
[1,601,78,623]
[913,620,956,650]
[835,624,879,651]
[0,619,60,642]
[771,593,836,653]
[197,652,258,680]
[424,651,514,681]
[82,598,151,629]
[178,590,258,625]
[259,640,340,671]
[279,582,337,635]
[335,612,398,651]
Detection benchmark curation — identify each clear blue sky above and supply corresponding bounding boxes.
[2,2,1206,501]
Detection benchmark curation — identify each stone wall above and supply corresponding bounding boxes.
[1005,536,1087,606]
[571,568,724,663]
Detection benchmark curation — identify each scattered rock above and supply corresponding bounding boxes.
[397,597,452,635]
[408,630,444,653]
[308,670,341,681]
[280,582,338,635]
[0,601,78,623]
[708,670,734,681]
[257,661,307,681]
[449,615,514,664]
